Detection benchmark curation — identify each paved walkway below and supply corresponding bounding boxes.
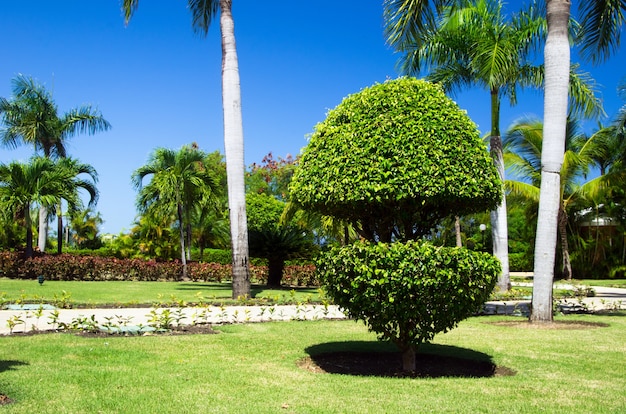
[482,283,626,316]
[1,284,624,335]
[0,304,348,335]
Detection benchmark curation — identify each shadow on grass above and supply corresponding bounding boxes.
[302,341,515,378]
[0,360,28,373]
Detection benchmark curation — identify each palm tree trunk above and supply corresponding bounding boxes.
[490,89,510,292]
[531,0,571,323]
[56,202,63,254]
[220,0,250,299]
[25,205,34,259]
[38,206,48,252]
[558,206,572,280]
[177,204,188,281]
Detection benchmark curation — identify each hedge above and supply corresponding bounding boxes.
[0,251,319,286]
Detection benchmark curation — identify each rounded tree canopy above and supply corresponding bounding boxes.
[290,77,501,241]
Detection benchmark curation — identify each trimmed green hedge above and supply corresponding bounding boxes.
[317,240,499,353]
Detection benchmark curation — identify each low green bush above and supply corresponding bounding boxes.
[317,240,500,371]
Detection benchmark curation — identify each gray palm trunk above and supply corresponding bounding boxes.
[38,207,48,252]
[490,135,511,291]
[489,89,510,292]
[531,0,571,323]
[220,0,250,298]
[177,203,189,281]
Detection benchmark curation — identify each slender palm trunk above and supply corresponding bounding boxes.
[186,222,192,261]
[56,202,63,254]
[25,205,34,259]
[531,0,571,323]
[177,204,188,281]
[489,89,510,291]
[38,206,48,252]
[454,216,462,247]
[558,205,572,280]
[220,0,250,299]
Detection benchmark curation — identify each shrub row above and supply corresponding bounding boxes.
[0,252,320,286]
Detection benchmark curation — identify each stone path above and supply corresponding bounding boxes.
[1,283,624,335]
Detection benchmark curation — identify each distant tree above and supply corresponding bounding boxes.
[0,157,82,258]
[55,158,99,252]
[246,192,314,287]
[132,145,219,280]
[69,208,104,249]
[0,75,110,253]
[291,78,501,372]
[504,116,608,279]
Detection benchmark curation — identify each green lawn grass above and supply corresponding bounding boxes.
[0,278,323,307]
[1,314,624,413]
[2,277,623,307]
[571,279,626,288]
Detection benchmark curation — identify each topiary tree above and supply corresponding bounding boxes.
[290,77,502,372]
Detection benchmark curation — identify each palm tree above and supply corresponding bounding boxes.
[69,208,104,249]
[123,0,251,298]
[383,0,621,321]
[386,0,602,291]
[0,157,80,258]
[132,145,219,280]
[0,75,110,252]
[54,158,99,253]
[387,0,547,292]
[531,0,625,322]
[505,116,610,280]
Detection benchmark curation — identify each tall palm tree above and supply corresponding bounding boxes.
[386,0,602,291]
[123,0,251,298]
[505,116,605,280]
[387,0,547,292]
[531,0,625,322]
[0,75,110,252]
[0,157,81,258]
[384,0,621,321]
[132,145,218,280]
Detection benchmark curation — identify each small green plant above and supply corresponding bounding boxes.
[60,315,98,333]
[31,305,45,330]
[52,290,73,309]
[147,308,174,330]
[6,314,25,334]
[48,309,61,330]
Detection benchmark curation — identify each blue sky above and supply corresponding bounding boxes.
[1,1,624,235]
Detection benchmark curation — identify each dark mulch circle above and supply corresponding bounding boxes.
[299,351,516,378]
[485,320,609,330]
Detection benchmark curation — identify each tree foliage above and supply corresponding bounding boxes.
[318,240,499,370]
[290,77,501,242]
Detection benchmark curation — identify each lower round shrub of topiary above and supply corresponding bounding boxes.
[317,240,500,372]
